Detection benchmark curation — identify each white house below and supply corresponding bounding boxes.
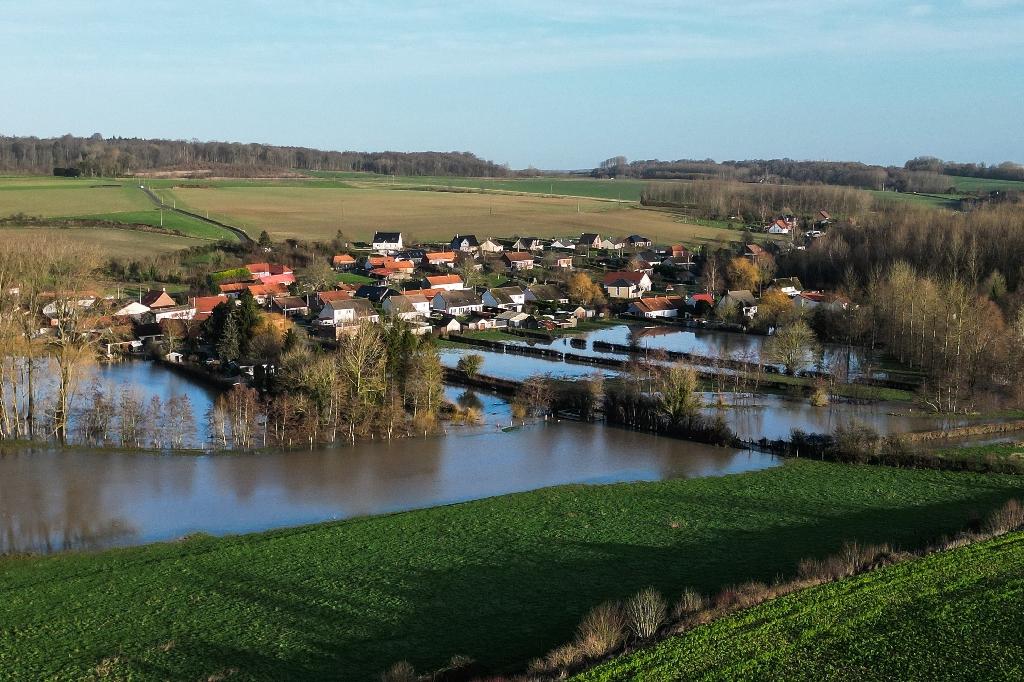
[152,305,196,322]
[479,238,504,253]
[431,290,484,316]
[599,238,623,251]
[503,252,535,270]
[371,231,404,253]
[512,237,544,251]
[318,298,380,327]
[422,274,465,291]
[450,234,480,253]
[382,294,431,320]
[482,286,526,311]
[627,296,683,319]
[112,301,151,318]
[602,271,652,299]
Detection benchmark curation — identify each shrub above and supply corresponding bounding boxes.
[810,379,830,406]
[985,499,1024,535]
[672,589,707,618]
[380,661,416,682]
[625,587,667,640]
[576,601,626,658]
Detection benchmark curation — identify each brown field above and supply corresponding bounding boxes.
[0,226,203,258]
[166,186,746,246]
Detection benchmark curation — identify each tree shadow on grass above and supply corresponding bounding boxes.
[122,485,1023,681]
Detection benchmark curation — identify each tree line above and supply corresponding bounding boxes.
[0,133,510,177]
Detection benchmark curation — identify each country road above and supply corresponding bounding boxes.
[137,184,253,244]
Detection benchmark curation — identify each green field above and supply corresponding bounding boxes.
[74,209,236,240]
[869,190,961,210]
[575,529,1024,681]
[2,461,1023,680]
[946,175,1024,193]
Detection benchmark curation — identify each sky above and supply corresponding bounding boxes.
[1,0,1022,169]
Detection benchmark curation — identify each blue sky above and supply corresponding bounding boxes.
[1,0,1022,169]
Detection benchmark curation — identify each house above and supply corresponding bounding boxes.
[382,294,431,320]
[42,295,97,321]
[244,263,294,282]
[503,252,535,270]
[766,219,791,235]
[152,304,196,322]
[191,295,230,322]
[512,237,544,251]
[246,283,290,305]
[332,254,357,271]
[744,243,770,264]
[717,290,758,319]
[579,233,602,249]
[371,231,404,253]
[112,300,151,318]
[423,251,457,267]
[495,310,539,329]
[623,234,652,248]
[431,290,484,316]
[272,296,309,317]
[554,256,574,269]
[354,285,399,303]
[394,249,427,262]
[431,316,462,336]
[464,312,499,331]
[450,235,480,253]
[525,284,569,304]
[318,298,380,328]
[479,238,504,253]
[549,239,574,250]
[422,274,465,291]
[796,292,850,312]
[817,210,832,226]
[482,286,526,311]
[686,293,715,312]
[628,295,684,319]
[140,289,176,309]
[599,238,623,251]
[602,271,653,299]
[770,277,804,297]
[317,289,355,306]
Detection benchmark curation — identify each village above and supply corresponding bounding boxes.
[37,212,846,382]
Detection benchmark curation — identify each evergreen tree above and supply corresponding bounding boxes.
[218,313,241,363]
[258,230,273,248]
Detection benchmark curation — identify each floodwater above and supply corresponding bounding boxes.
[0,418,775,555]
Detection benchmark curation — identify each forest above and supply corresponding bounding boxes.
[0,134,510,177]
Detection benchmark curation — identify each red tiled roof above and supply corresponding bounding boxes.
[603,271,646,285]
[425,274,463,286]
[193,295,229,314]
[504,251,534,262]
[332,254,356,265]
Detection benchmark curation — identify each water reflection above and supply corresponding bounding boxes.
[0,421,776,555]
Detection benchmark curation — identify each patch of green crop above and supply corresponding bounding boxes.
[2,461,1023,680]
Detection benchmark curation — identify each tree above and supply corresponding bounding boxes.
[457,353,484,378]
[568,272,606,306]
[766,320,820,375]
[756,289,796,329]
[726,257,761,292]
[217,314,241,363]
[258,230,273,249]
[657,363,701,426]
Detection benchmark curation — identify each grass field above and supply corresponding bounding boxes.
[74,209,236,240]
[338,173,653,202]
[0,177,151,217]
[163,185,743,246]
[2,461,1023,680]
[0,226,206,258]
[935,441,1024,465]
[946,175,1024,193]
[869,190,961,210]
[575,529,1024,681]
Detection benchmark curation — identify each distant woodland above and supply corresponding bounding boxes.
[594,156,1024,191]
[0,134,510,177]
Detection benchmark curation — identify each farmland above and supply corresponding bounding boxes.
[163,184,744,245]
[2,461,1023,680]
[0,225,206,258]
[574,529,1024,681]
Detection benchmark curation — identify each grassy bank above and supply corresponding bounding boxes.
[3,461,1024,679]
[574,528,1024,681]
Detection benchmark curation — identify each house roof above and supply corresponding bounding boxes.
[386,294,429,314]
[425,274,464,286]
[603,271,647,285]
[372,231,402,243]
[273,296,307,310]
[771,277,803,290]
[745,244,766,256]
[486,286,525,305]
[580,232,600,243]
[528,284,564,301]
[354,285,398,302]
[140,290,176,308]
[245,262,270,274]
[626,234,651,243]
[630,296,684,313]
[318,290,354,304]
[819,210,831,219]
[332,254,356,265]
[327,298,377,315]
[192,295,230,314]
[723,289,757,305]
[504,251,534,262]
[247,283,290,297]
[424,251,457,261]
[451,234,479,246]
[434,290,482,306]
[688,293,715,306]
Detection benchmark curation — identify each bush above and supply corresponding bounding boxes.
[576,601,626,658]
[672,589,707,619]
[625,587,667,640]
[380,661,416,682]
[985,499,1024,535]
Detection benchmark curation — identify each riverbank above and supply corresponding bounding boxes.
[3,460,1024,680]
